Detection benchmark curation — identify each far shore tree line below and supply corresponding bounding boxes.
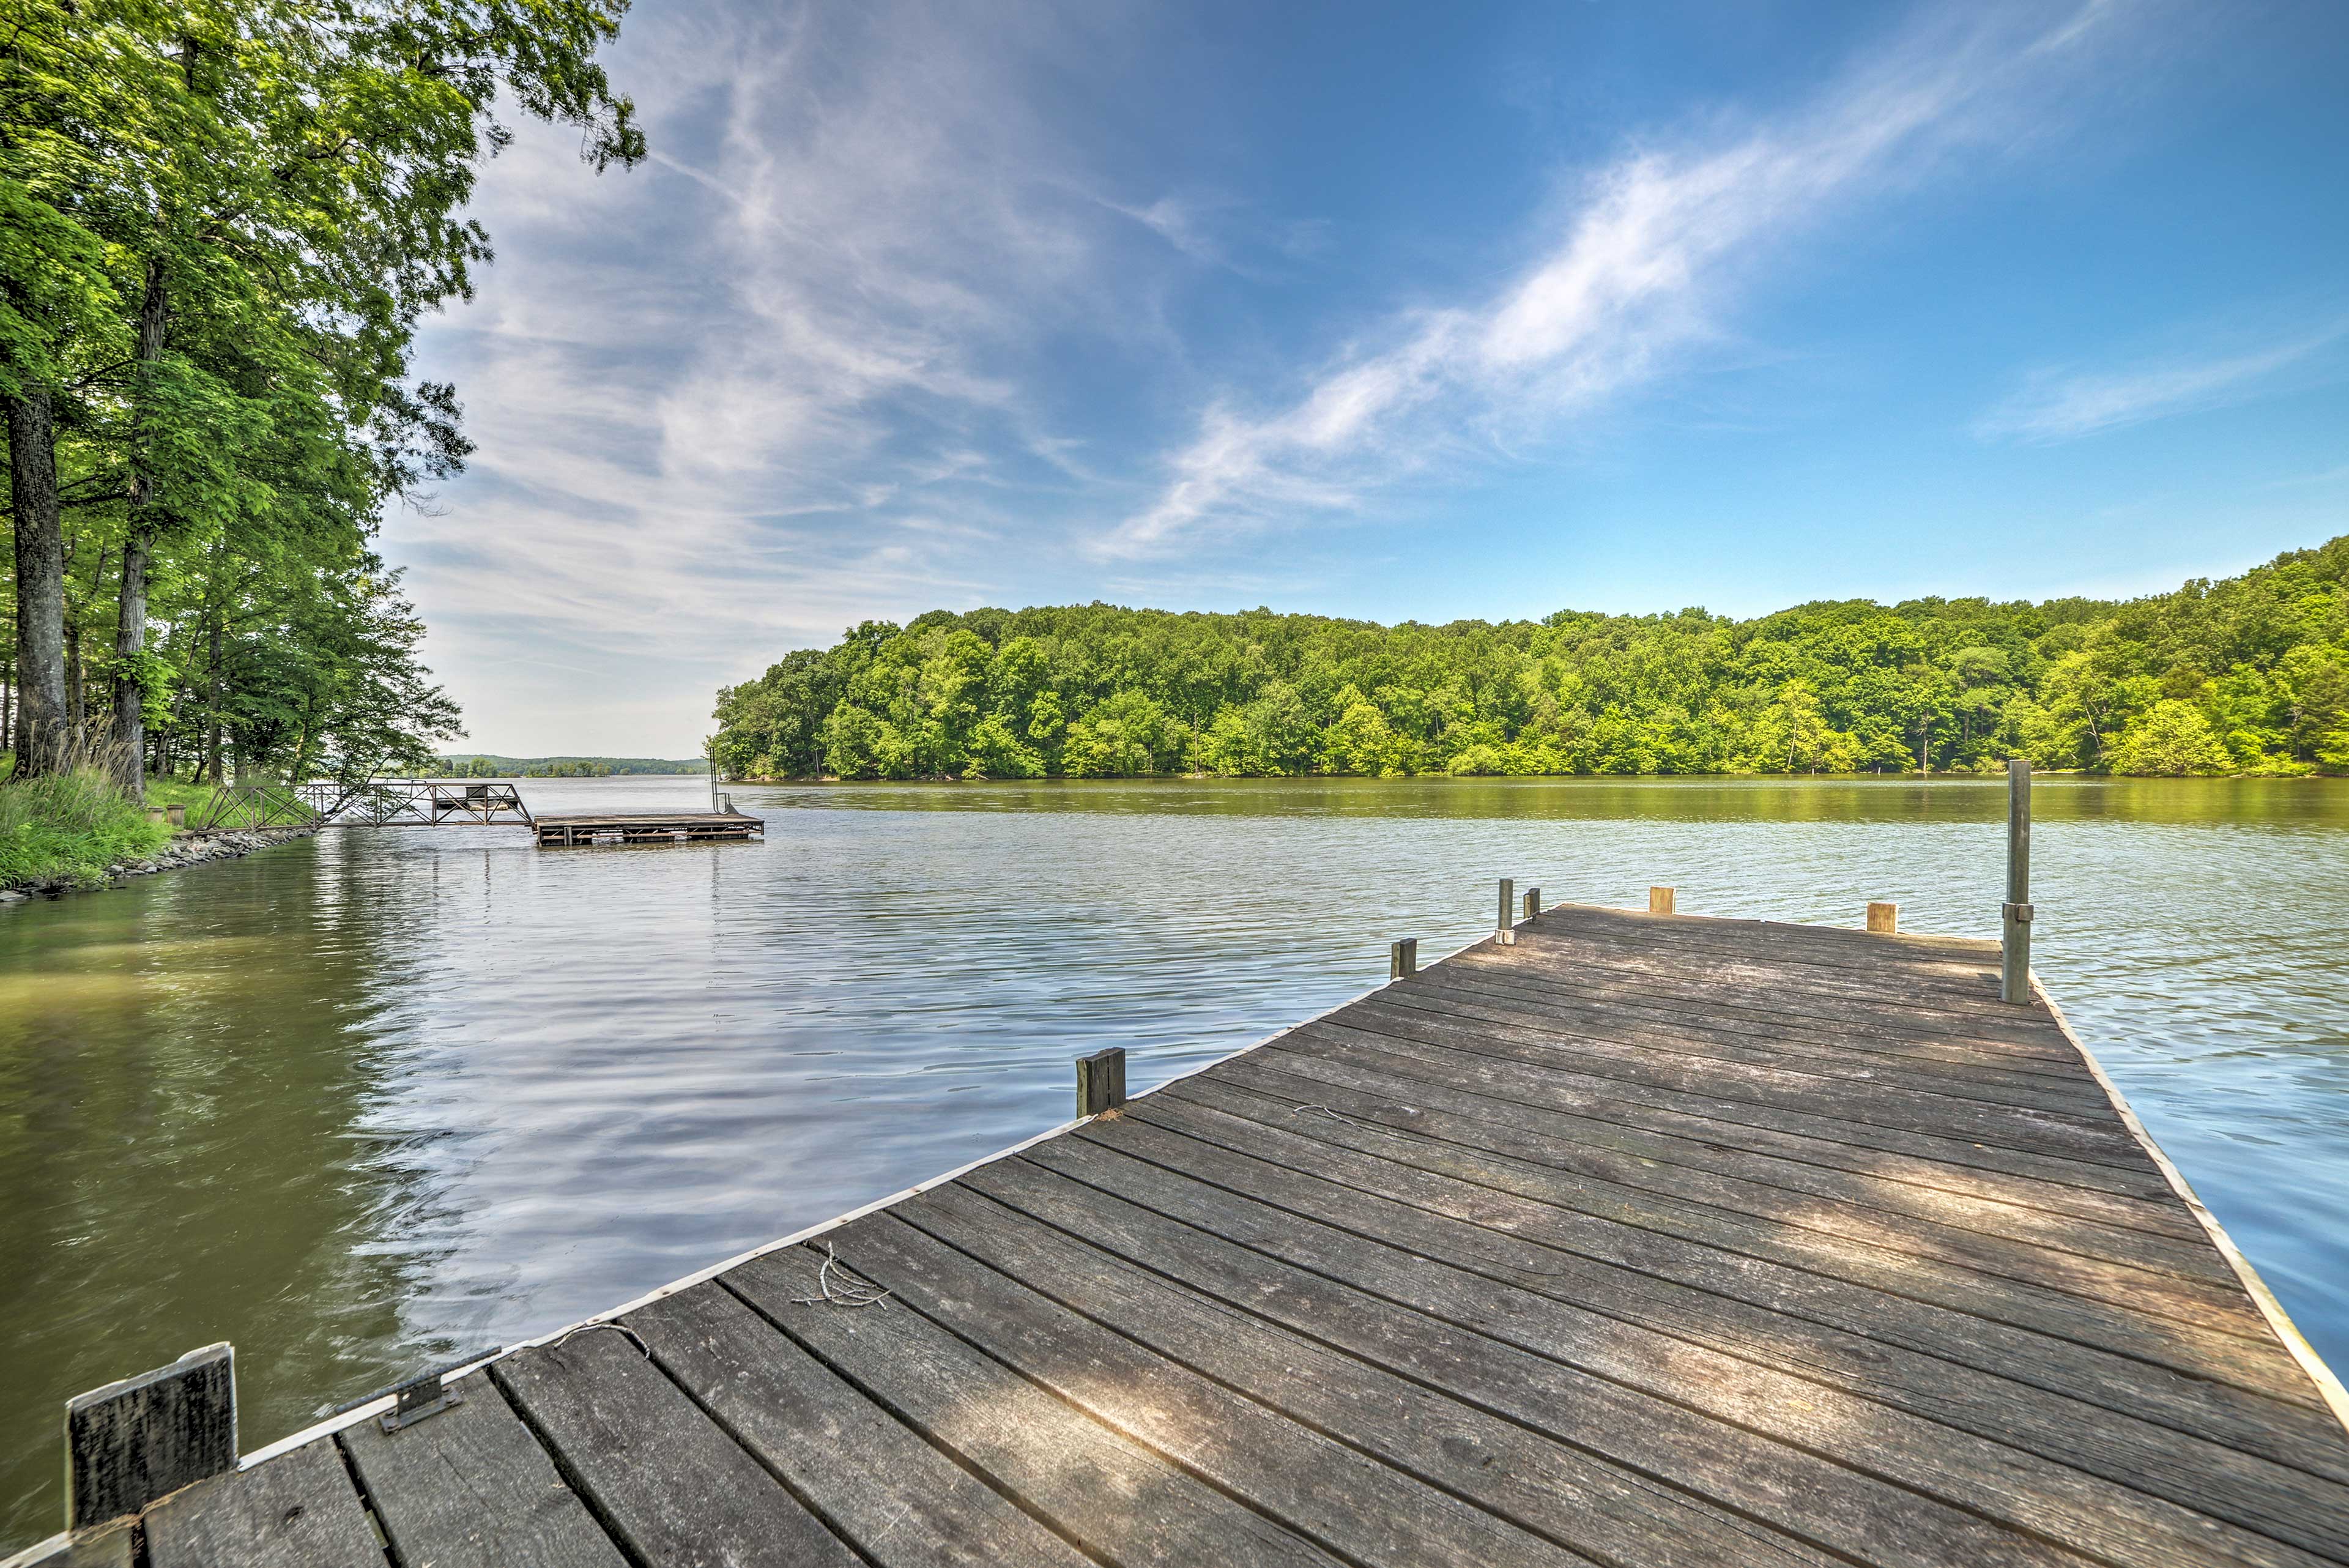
[436,755,706,778]
[2,0,640,795]
[712,535,2349,782]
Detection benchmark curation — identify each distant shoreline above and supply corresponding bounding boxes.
[707,769,2331,786]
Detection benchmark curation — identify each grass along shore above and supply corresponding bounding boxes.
[0,759,225,894]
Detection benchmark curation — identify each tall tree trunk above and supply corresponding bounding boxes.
[65,612,83,740]
[7,389,68,775]
[112,256,168,798]
[205,612,223,785]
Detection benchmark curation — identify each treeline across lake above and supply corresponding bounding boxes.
[438,756,707,778]
[713,534,2349,781]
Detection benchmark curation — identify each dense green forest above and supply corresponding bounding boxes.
[438,754,705,777]
[713,534,2349,781]
[2,1,639,795]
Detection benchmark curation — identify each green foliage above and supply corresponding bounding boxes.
[2105,700,2236,776]
[714,535,2349,781]
[437,755,707,776]
[3,0,641,785]
[0,765,168,890]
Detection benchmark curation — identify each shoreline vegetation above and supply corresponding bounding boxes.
[714,535,2349,784]
[4,5,642,886]
[0,748,254,894]
[0,764,168,893]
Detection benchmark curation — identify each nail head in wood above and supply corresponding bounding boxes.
[1495,879,1516,945]
[1866,901,1897,934]
[1649,886,1675,916]
[66,1343,236,1531]
[1389,937,1417,979]
[1076,1047,1126,1117]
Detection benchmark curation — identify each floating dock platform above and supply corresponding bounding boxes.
[23,891,2349,1568]
[532,809,763,847]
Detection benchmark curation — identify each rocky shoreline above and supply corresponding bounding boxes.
[0,826,319,902]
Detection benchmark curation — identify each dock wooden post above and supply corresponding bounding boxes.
[1867,901,1898,934]
[1523,887,1540,921]
[66,1343,236,1530]
[2002,757,2033,1003]
[1076,1047,1126,1118]
[1649,886,1675,916]
[1389,938,1417,979]
[1495,879,1515,945]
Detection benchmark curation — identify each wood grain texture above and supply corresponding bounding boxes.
[811,1208,1592,1568]
[340,1373,625,1568]
[1196,1052,2323,1403]
[66,1344,236,1529]
[894,1179,1845,1568]
[143,1442,382,1568]
[1149,1074,2340,1429]
[1013,1135,2345,1568]
[1077,1105,2349,1542]
[492,1327,857,1567]
[957,1149,2103,1568]
[628,1283,1094,1568]
[726,1241,1347,1568]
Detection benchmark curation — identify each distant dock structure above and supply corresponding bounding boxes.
[532,808,763,847]
[185,776,764,849]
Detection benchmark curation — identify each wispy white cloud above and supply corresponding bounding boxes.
[1975,319,2349,444]
[1105,2,2132,557]
[400,1,1179,749]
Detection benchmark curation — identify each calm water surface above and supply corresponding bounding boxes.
[4,775,2347,1545]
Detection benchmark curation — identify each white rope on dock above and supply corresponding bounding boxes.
[787,1242,893,1309]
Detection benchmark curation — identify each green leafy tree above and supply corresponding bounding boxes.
[2107,700,2235,776]
[4,0,641,787]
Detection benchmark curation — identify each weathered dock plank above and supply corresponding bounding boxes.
[492,1326,859,1567]
[628,1285,1096,1568]
[28,899,2349,1568]
[142,1443,379,1568]
[725,1244,1348,1566]
[339,1375,623,1568]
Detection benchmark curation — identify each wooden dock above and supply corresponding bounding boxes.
[532,809,763,847]
[21,898,2349,1567]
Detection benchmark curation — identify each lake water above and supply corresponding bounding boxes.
[3,773,2347,1546]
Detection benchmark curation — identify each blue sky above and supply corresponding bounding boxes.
[401,0,2349,756]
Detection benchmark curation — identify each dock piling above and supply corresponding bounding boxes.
[1076,1047,1126,1118]
[2002,757,2033,1003]
[1389,938,1418,979]
[1649,886,1675,916]
[65,1343,236,1531]
[1867,901,1898,934]
[1523,887,1541,921]
[1494,879,1515,945]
